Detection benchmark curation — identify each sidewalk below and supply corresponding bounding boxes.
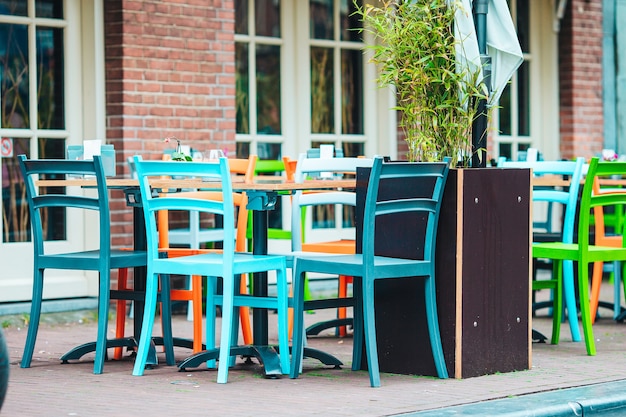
[2,302,626,416]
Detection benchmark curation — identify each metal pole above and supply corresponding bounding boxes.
[472,0,491,168]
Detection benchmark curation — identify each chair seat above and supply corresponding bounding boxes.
[39,250,146,270]
[533,242,626,262]
[296,254,433,280]
[302,240,355,254]
[153,252,286,276]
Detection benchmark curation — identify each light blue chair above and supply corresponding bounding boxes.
[498,157,586,343]
[290,157,450,387]
[18,155,149,374]
[131,156,289,383]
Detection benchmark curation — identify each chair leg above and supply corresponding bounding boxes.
[239,273,252,345]
[275,265,290,374]
[550,260,563,345]
[613,261,622,320]
[351,276,364,373]
[132,270,160,376]
[424,275,448,379]
[191,274,204,353]
[21,268,44,369]
[205,276,217,369]
[94,270,112,374]
[289,267,306,379]
[562,259,582,342]
[114,267,129,360]
[217,274,235,384]
[337,275,350,337]
[160,273,175,366]
[362,276,381,387]
[578,261,597,356]
[590,262,604,324]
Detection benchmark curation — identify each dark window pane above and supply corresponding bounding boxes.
[342,142,364,157]
[311,47,334,133]
[518,61,530,136]
[310,0,333,40]
[0,23,29,129]
[340,0,361,41]
[236,43,249,134]
[37,27,64,129]
[498,83,511,135]
[0,1,27,16]
[235,0,248,35]
[236,141,250,158]
[2,138,30,242]
[499,143,512,161]
[341,49,363,134]
[257,142,281,160]
[256,45,281,134]
[516,0,529,53]
[255,0,280,37]
[36,0,63,18]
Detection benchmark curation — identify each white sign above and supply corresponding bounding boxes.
[1,137,13,158]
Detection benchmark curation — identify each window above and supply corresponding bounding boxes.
[1,0,67,243]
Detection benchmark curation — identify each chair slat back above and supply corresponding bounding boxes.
[580,158,626,249]
[361,158,449,265]
[498,157,586,244]
[18,154,110,257]
[291,154,373,251]
[133,156,235,261]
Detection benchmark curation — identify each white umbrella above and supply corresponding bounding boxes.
[453,0,523,105]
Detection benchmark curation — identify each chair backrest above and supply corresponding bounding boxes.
[498,157,586,244]
[361,157,449,264]
[306,147,344,158]
[580,157,626,250]
[18,155,110,257]
[291,153,373,251]
[133,156,236,262]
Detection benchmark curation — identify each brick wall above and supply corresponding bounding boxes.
[104,0,236,248]
[559,0,604,159]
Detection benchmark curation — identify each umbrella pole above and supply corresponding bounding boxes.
[471,0,492,168]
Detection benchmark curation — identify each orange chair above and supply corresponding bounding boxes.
[589,177,626,323]
[114,156,256,359]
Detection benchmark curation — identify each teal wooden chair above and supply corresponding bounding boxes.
[498,157,586,343]
[290,153,373,337]
[290,157,450,387]
[18,154,149,374]
[131,156,290,383]
[533,157,626,355]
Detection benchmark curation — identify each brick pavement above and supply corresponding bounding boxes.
[2,301,626,416]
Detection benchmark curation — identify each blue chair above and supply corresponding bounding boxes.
[498,157,586,343]
[290,157,450,387]
[18,154,149,374]
[131,156,290,383]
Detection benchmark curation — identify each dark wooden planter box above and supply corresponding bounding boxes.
[356,166,531,378]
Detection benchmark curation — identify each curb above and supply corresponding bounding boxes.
[400,379,626,416]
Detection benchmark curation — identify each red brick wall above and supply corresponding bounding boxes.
[558,0,604,159]
[104,0,236,248]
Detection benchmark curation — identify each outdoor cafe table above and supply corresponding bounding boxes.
[35,176,355,375]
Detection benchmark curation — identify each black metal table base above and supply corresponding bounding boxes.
[177,345,343,376]
[306,318,353,336]
[60,337,199,367]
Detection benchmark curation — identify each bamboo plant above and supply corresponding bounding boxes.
[355,0,486,165]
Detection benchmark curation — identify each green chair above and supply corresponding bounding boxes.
[131,156,290,383]
[290,157,450,387]
[533,157,626,355]
[18,155,150,374]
